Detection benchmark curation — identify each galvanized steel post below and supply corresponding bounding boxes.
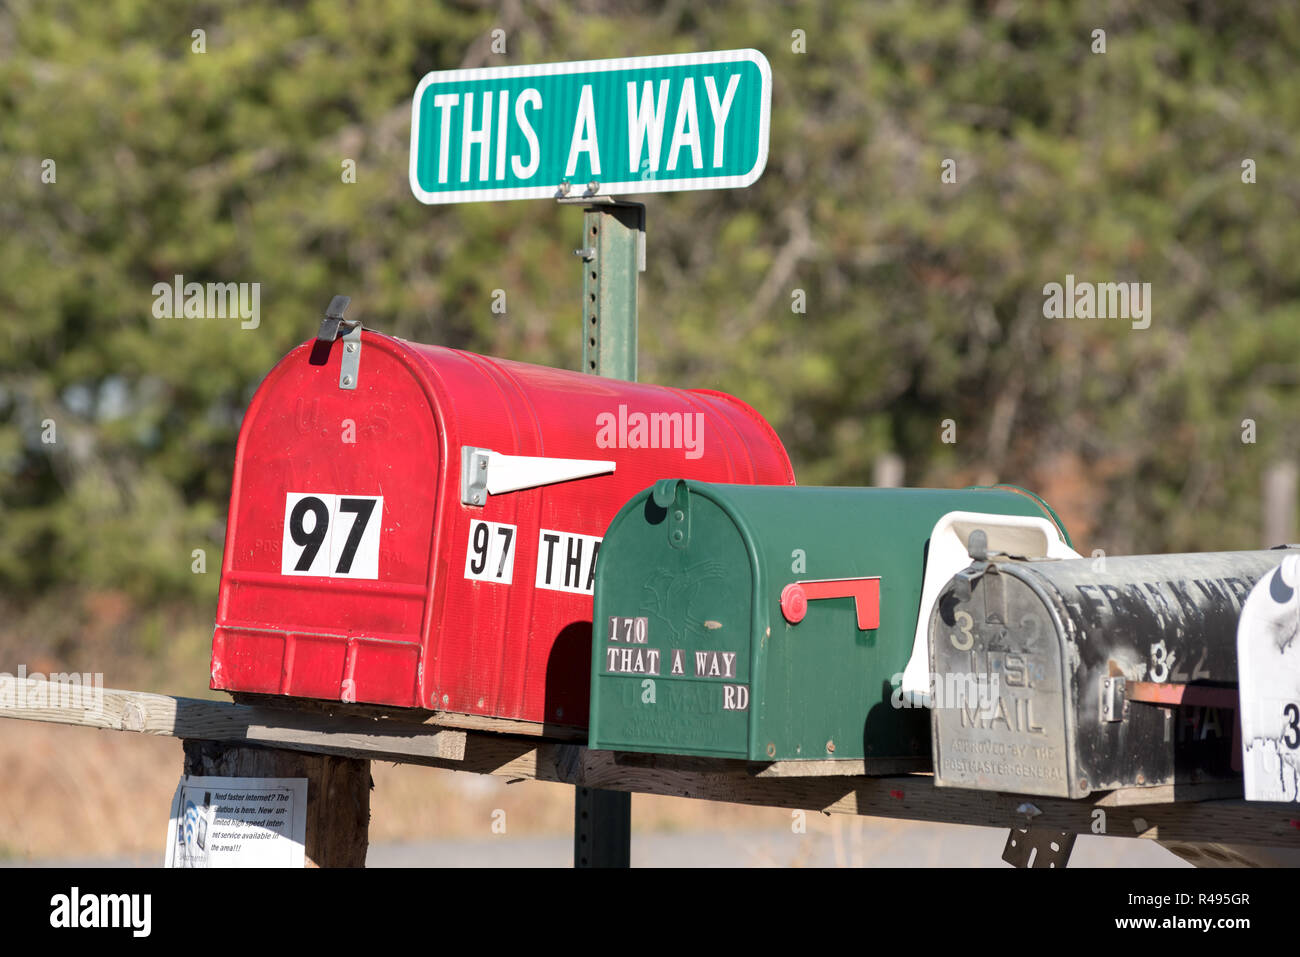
[577,200,645,380]
[572,198,644,867]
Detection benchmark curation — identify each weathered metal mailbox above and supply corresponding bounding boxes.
[211,322,794,731]
[930,549,1300,798]
[587,481,1070,762]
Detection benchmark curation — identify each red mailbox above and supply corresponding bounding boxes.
[211,322,794,732]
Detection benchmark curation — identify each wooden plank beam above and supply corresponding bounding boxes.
[431,735,1300,849]
[0,679,465,764]
[230,691,586,741]
[4,680,1299,849]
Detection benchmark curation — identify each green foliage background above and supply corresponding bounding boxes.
[1,0,1298,672]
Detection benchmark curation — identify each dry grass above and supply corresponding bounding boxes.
[368,761,796,845]
[0,719,807,862]
[0,722,183,861]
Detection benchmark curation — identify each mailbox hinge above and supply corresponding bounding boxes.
[1100,675,1128,722]
[463,447,491,507]
[652,479,691,549]
[315,294,362,391]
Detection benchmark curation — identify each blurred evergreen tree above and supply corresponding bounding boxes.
[0,0,1298,653]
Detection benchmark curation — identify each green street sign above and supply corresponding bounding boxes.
[408,50,771,204]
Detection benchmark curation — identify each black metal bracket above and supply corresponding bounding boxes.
[316,295,356,342]
[1002,826,1077,868]
[309,296,362,383]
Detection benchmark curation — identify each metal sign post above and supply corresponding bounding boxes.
[564,196,644,867]
[568,198,645,380]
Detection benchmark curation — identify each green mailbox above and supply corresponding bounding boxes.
[588,480,1072,765]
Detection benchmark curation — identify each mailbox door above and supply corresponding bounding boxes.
[213,336,442,707]
[929,566,1075,797]
[589,482,755,757]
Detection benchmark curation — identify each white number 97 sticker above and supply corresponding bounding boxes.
[281,493,383,579]
[464,520,517,584]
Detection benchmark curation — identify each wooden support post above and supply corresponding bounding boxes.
[182,740,371,868]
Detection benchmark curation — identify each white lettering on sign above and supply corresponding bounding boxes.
[722,684,749,711]
[433,93,458,184]
[627,80,670,174]
[666,77,701,171]
[535,529,601,594]
[605,646,662,675]
[670,649,685,675]
[463,520,517,584]
[626,76,739,174]
[430,78,738,183]
[431,89,545,185]
[564,84,601,177]
[461,91,493,183]
[704,74,741,168]
[281,493,382,579]
[694,650,737,679]
[513,90,543,179]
